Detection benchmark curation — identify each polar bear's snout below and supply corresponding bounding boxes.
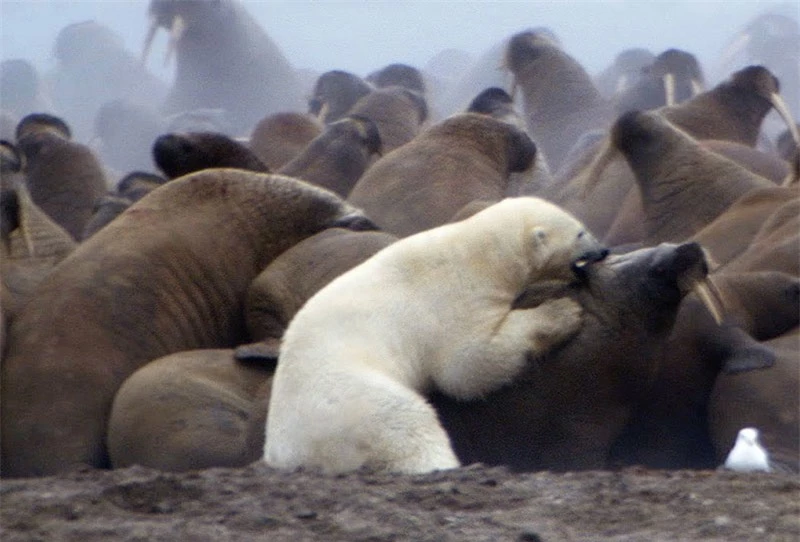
[571,232,608,272]
[572,247,609,269]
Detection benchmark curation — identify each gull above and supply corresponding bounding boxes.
[723,427,772,473]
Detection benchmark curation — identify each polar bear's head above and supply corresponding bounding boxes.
[482,197,608,283]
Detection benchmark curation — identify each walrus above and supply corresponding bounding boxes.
[608,268,791,470]
[308,70,373,125]
[107,348,275,472]
[345,86,428,153]
[144,0,304,135]
[1,183,76,354]
[81,171,168,241]
[614,48,705,113]
[1,169,375,477]
[106,228,397,472]
[554,65,799,243]
[278,116,382,198]
[661,65,799,148]
[596,109,775,244]
[466,86,526,128]
[466,86,555,195]
[432,241,730,471]
[249,112,324,171]
[50,19,168,141]
[505,29,614,172]
[152,131,270,179]
[81,195,133,241]
[15,111,71,141]
[709,330,799,474]
[116,170,169,201]
[366,63,427,95]
[15,113,108,240]
[688,185,799,268]
[347,112,536,237]
[701,139,789,183]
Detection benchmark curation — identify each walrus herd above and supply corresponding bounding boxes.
[1,1,798,478]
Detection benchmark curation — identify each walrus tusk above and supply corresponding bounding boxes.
[782,152,799,187]
[352,116,383,157]
[315,101,330,123]
[141,16,158,65]
[693,276,727,326]
[690,78,704,96]
[770,92,800,146]
[662,72,676,106]
[15,186,37,258]
[164,15,186,68]
[615,74,629,94]
[507,72,518,102]
[719,31,751,69]
[579,135,618,198]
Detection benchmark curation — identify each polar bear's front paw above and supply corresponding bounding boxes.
[525,296,582,354]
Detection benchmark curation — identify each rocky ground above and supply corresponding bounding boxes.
[1,462,798,541]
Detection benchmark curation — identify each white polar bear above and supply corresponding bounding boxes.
[264,197,608,474]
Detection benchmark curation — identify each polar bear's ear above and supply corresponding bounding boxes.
[531,226,548,247]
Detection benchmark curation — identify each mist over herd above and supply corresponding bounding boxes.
[0,0,797,482]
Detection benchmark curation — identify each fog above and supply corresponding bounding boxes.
[0,0,794,86]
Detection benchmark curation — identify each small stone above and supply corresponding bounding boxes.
[257,516,279,527]
[714,516,731,527]
[152,501,174,514]
[295,509,317,520]
[64,504,83,520]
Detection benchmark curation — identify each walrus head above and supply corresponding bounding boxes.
[727,66,799,145]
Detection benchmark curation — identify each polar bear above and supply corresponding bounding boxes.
[264,197,608,474]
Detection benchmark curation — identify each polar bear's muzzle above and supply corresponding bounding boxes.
[571,235,609,276]
[572,247,609,269]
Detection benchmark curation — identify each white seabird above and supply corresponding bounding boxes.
[723,427,772,473]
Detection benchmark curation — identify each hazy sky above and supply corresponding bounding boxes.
[0,1,793,86]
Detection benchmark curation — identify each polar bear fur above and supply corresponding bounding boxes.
[264,196,607,474]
